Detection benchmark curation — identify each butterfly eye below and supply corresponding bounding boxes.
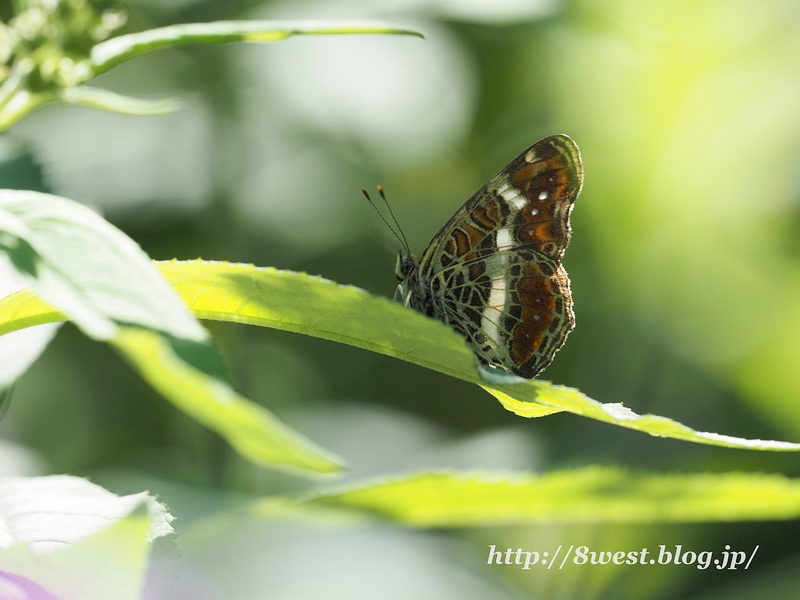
[396,255,415,281]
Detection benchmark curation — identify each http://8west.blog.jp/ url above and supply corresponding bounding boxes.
[487,544,759,571]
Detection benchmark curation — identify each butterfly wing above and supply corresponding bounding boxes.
[413,134,583,378]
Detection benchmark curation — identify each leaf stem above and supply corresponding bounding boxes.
[59,86,184,116]
[91,20,424,75]
[0,61,52,130]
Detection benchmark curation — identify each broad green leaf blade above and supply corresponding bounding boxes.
[280,468,800,526]
[2,260,799,451]
[0,193,344,475]
[59,86,184,116]
[156,260,479,379]
[112,327,344,475]
[91,20,424,76]
[0,475,169,600]
[152,260,800,451]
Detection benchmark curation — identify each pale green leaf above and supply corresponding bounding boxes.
[0,474,173,551]
[0,193,344,475]
[0,191,205,341]
[0,475,170,600]
[90,20,424,76]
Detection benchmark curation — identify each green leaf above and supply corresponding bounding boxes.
[154,261,800,451]
[3,259,799,451]
[275,468,800,526]
[483,386,800,450]
[90,20,424,76]
[0,281,65,335]
[111,327,344,474]
[0,192,344,475]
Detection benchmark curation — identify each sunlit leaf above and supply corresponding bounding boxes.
[158,261,800,450]
[264,468,800,526]
[112,327,345,475]
[4,260,794,450]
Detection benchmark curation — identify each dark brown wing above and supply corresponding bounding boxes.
[415,134,583,378]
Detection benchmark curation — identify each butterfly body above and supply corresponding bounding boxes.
[396,134,583,379]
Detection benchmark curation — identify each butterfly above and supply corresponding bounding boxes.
[366,134,583,379]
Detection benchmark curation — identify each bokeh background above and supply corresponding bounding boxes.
[2,0,800,598]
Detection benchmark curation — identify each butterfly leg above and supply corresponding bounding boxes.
[404,288,413,307]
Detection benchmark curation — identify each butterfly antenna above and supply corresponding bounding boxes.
[376,185,411,256]
[361,188,408,253]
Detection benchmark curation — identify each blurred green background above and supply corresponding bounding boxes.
[2,0,800,598]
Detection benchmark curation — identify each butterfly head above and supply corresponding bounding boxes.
[394,250,418,306]
[395,250,417,283]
